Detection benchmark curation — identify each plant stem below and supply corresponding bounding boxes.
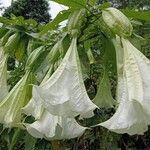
[8,128,21,150]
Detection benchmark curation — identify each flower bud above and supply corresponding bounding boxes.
[102,7,133,37]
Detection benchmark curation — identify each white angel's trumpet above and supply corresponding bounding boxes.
[0,71,32,127]
[99,37,150,135]
[25,109,87,140]
[121,38,150,119]
[23,42,88,140]
[32,37,98,118]
[0,48,8,100]
[23,66,87,140]
[100,74,149,135]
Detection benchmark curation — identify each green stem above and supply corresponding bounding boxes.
[8,128,21,150]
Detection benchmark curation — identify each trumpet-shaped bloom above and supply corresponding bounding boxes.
[100,100,148,135]
[23,65,87,140]
[25,110,87,140]
[0,48,8,100]
[0,71,32,127]
[98,37,150,135]
[122,38,150,119]
[32,37,98,118]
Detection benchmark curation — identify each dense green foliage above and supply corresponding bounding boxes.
[0,0,149,150]
[3,0,51,23]
[97,0,150,9]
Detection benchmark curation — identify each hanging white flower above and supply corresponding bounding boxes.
[0,48,8,100]
[25,109,87,140]
[97,37,150,135]
[121,38,150,120]
[23,67,87,140]
[100,100,148,135]
[0,71,32,127]
[32,37,98,118]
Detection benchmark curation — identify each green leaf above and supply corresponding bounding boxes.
[93,67,115,108]
[0,17,13,25]
[15,38,27,61]
[0,27,8,39]
[24,133,36,150]
[123,9,150,22]
[25,46,45,70]
[51,0,86,9]
[84,40,95,64]
[0,30,14,47]
[8,129,21,150]
[40,9,72,35]
[4,32,21,54]
[67,9,86,35]
[88,0,97,6]
[98,2,112,10]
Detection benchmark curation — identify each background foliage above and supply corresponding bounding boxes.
[2,0,51,23]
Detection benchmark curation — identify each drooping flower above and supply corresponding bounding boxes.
[32,37,98,118]
[0,48,8,100]
[98,37,150,135]
[100,100,148,135]
[23,65,87,140]
[121,38,150,119]
[25,109,87,140]
[0,71,33,127]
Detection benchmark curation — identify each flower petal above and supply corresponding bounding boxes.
[98,37,150,135]
[33,38,98,118]
[26,110,58,139]
[122,38,150,119]
[26,110,86,140]
[100,100,148,135]
[0,72,32,127]
[0,48,8,100]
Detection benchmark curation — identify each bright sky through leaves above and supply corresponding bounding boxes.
[0,0,68,18]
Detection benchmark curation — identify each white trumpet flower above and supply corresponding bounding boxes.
[25,109,87,140]
[0,71,32,127]
[122,38,150,119]
[98,37,150,135]
[0,48,8,100]
[32,37,98,118]
[23,45,88,140]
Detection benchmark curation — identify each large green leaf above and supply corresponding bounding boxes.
[123,9,150,22]
[40,9,72,35]
[51,0,86,9]
[98,2,112,10]
[24,133,36,150]
[0,17,13,25]
[88,0,97,6]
